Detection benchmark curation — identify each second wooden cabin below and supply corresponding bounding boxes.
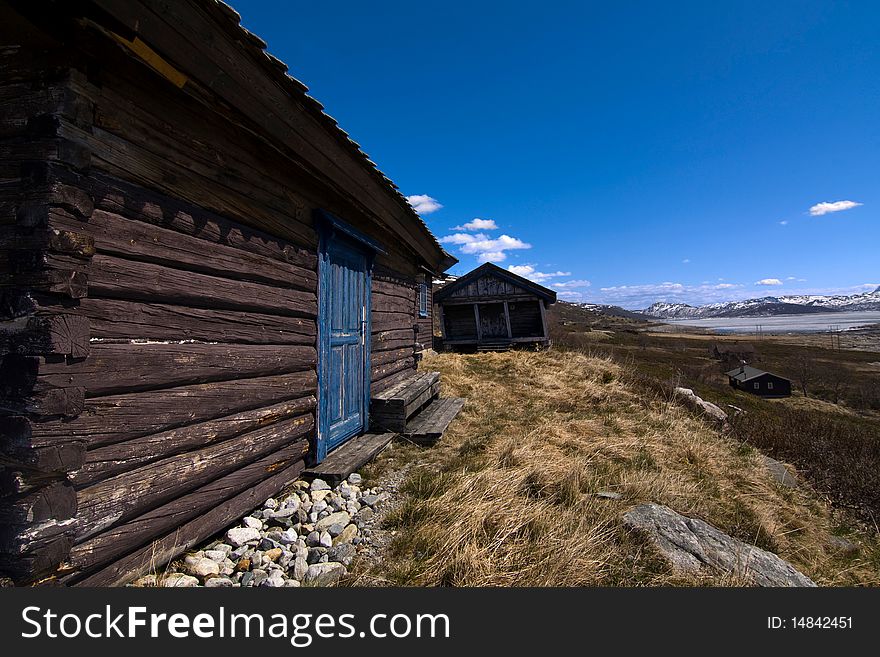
[435,263,556,351]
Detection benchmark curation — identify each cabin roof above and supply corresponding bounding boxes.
[434,262,558,303]
[80,0,455,272]
[725,365,786,382]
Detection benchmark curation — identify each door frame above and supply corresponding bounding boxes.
[315,210,384,464]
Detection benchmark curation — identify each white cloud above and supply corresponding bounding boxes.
[477,251,505,263]
[440,232,531,263]
[682,258,690,264]
[553,279,592,289]
[808,200,862,216]
[779,220,788,225]
[557,291,587,301]
[406,194,443,215]
[755,278,783,286]
[715,283,737,289]
[507,265,571,283]
[454,218,498,231]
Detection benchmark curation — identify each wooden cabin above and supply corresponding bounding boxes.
[726,366,792,398]
[435,263,556,351]
[0,0,459,586]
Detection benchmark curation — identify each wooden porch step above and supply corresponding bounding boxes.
[370,371,441,432]
[401,397,466,445]
[302,432,395,485]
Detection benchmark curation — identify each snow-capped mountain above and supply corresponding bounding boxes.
[641,286,880,319]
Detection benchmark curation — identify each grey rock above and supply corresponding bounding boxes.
[205,576,233,588]
[271,506,297,519]
[347,473,363,486]
[674,388,728,427]
[310,478,331,492]
[240,571,255,587]
[292,556,309,580]
[226,527,262,547]
[762,456,799,489]
[361,494,379,507]
[623,503,816,587]
[285,579,301,587]
[264,497,278,510]
[327,543,357,567]
[304,562,347,586]
[318,531,333,548]
[258,538,277,551]
[307,548,325,565]
[306,531,322,547]
[827,535,859,556]
[251,569,268,586]
[204,549,228,563]
[596,491,622,500]
[355,507,374,523]
[312,500,328,514]
[316,511,351,532]
[279,529,299,545]
[327,523,347,537]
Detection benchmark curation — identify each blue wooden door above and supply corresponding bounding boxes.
[318,237,369,460]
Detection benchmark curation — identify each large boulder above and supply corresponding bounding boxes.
[762,455,799,489]
[623,503,816,587]
[674,387,728,427]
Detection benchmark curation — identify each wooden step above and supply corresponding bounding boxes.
[371,371,440,432]
[401,397,466,445]
[302,432,395,485]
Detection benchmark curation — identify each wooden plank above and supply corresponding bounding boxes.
[65,441,306,579]
[402,398,465,445]
[372,371,439,405]
[90,171,316,271]
[72,413,313,541]
[71,395,316,486]
[302,432,394,485]
[87,253,317,317]
[35,342,316,397]
[71,459,304,587]
[25,370,316,448]
[74,297,316,345]
[74,209,317,290]
[0,313,89,357]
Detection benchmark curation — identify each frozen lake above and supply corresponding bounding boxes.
[664,311,880,334]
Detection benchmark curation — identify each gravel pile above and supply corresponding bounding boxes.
[133,474,390,587]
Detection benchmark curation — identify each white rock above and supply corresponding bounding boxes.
[184,556,220,578]
[310,478,331,492]
[204,550,227,563]
[292,556,309,580]
[243,516,263,530]
[347,473,363,486]
[162,573,200,588]
[226,527,262,547]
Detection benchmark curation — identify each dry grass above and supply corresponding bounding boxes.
[363,349,880,587]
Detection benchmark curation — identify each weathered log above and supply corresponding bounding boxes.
[0,416,86,472]
[89,170,316,271]
[72,395,316,486]
[371,365,418,396]
[72,413,313,541]
[87,253,316,317]
[0,518,76,583]
[71,459,303,587]
[65,209,317,291]
[26,369,316,448]
[372,293,414,315]
[34,342,317,397]
[75,297,315,345]
[65,441,306,579]
[371,357,416,389]
[0,480,76,524]
[371,327,414,342]
[371,346,414,368]
[0,313,89,357]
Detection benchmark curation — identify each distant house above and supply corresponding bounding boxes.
[434,263,556,350]
[726,366,791,398]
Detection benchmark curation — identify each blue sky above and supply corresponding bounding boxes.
[233,0,878,309]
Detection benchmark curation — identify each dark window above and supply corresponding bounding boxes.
[419,282,428,318]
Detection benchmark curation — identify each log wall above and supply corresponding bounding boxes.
[0,8,426,585]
